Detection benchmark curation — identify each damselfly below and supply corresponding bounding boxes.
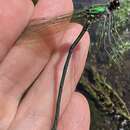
[48,1,121,130]
[19,0,128,130]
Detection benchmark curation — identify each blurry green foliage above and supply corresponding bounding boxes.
[115,0,130,29]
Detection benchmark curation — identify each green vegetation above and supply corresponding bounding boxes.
[78,0,130,129]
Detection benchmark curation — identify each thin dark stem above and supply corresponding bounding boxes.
[51,23,88,130]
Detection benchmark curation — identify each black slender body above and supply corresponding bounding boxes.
[51,1,120,130]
